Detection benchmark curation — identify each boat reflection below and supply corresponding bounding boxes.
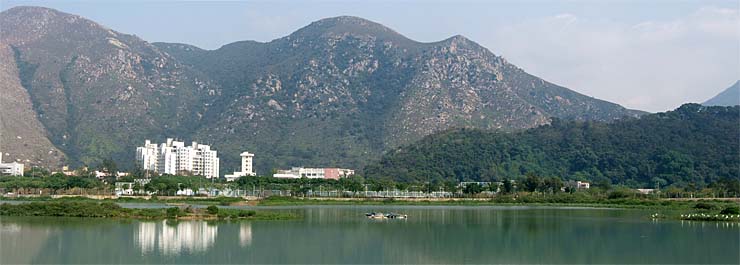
[136,220,218,255]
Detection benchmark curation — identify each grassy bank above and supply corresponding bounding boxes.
[258,194,737,209]
[0,201,298,220]
[0,195,244,206]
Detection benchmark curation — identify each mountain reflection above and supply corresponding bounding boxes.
[136,220,218,255]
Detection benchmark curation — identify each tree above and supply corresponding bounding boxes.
[132,183,142,194]
[463,183,483,196]
[543,177,563,193]
[46,173,67,194]
[522,174,542,192]
[489,182,500,193]
[502,178,514,194]
[339,176,364,193]
[131,166,145,178]
[100,158,118,176]
[443,180,458,193]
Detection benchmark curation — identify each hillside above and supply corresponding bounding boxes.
[703,80,739,107]
[364,104,739,188]
[156,16,643,173]
[0,44,66,167]
[2,7,642,173]
[0,6,221,167]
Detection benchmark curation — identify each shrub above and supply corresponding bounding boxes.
[166,207,181,218]
[238,210,256,217]
[607,189,634,200]
[693,202,716,210]
[206,205,219,215]
[720,206,739,215]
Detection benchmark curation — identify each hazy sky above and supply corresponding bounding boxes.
[2,0,738,112]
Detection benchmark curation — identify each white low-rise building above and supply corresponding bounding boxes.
[0,153,24,176]
[273,167,354,180]
[115,182,135,196]
[176,188,195,196]
[225,152,256,182]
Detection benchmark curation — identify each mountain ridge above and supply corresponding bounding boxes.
[703,80,739,107]
[2,6,643,174]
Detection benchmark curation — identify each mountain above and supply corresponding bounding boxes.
[364,104,739,187]
[1,7,642,173]
[703,81,739,106]
[0,6,221,167]
[156,16,643,173]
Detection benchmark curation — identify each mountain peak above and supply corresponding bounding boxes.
[1,5,84,23]
[1,5,114,44]
[287,15,412,43]
[315,15,379,25]
[438,34,479,47]
[2,5,59,14]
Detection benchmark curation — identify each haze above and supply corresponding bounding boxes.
[1,0,737,112]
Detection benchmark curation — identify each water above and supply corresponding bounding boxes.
[1,205,738,264]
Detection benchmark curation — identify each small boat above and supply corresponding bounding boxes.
[386,213,408,219]
[367,212,387,219]
[365,212,407,219]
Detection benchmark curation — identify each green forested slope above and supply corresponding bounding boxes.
[365,104,739,188]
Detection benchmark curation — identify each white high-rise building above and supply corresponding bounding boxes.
[136,138,220,179]
[225,151,256,182]
[136,140,159,172]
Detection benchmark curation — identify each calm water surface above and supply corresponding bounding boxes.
[1,205,738,264]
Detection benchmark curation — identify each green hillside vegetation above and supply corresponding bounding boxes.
[365,104,739,189]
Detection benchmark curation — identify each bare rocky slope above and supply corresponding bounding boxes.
[0,44,66,168]
[1,7,642,174]
[703,80,739,107]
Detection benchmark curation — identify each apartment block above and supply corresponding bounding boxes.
[136,138,220,179]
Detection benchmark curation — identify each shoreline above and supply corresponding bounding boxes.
[0,201,299,221]
[1,198,738,222]
[2,194,739,208]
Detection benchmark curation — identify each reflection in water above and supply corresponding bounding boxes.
[136,220,218,255]
[2,208,738,264]
[239,222,252,247]
[0,223,21,234]
[0,221,56,264]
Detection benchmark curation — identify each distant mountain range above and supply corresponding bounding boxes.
[1,6,643,173]
[703,80,739,107]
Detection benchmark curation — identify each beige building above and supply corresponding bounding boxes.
[225,152,256,182]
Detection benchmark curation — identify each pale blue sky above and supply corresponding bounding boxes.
[2,0,738,112]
